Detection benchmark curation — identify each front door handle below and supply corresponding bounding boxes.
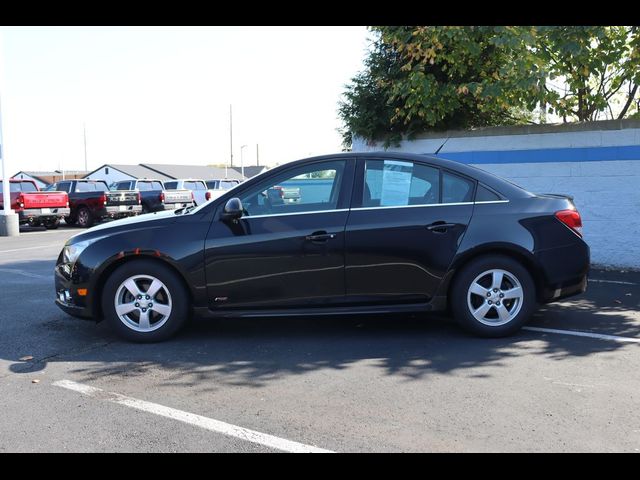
[305,231,336,242]
[426,221,456,233]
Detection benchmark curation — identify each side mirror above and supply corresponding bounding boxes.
[221,197,243,221]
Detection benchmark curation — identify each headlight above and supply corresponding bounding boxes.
[62,240,94,264]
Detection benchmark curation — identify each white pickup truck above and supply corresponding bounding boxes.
[163,179,214,206]
[204,179,241,201]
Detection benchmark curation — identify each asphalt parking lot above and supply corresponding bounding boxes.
[1,225,639,452]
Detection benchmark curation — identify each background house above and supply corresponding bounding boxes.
[11,170,89,189]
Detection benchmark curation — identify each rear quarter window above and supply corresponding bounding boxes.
[442,171,475,203]
[475,184,501,202]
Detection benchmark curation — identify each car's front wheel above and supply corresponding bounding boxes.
[102,259,190,342]
[451,255,536,337]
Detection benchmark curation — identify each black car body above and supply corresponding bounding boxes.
[54,152,589,341]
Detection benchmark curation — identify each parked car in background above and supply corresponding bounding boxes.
[163,179,211,206]
[47,179,142,227]
[269,185,301,204]
[111,179,194,214]
[54,152,589,342]
[204,179,241,201]
[0,179,70,229]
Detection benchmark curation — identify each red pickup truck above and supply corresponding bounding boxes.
[0,179,70,229]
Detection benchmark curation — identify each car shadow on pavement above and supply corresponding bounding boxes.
[2,259,639,390]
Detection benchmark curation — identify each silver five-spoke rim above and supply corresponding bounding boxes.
[467,269,523,327]
[114,275,172,332]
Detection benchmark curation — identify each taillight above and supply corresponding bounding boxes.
[16,193,25,209]
[138,192,142,204]
[100,194,107,205]
[191,191,195,202]
[205,191,211,201]
[274,186,284,198]
[555,209,582,237]
[160,192,165,203]
[65,194,69,208]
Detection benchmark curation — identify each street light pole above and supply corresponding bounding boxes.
[240,144,247,179]
[229,105,233,168]
[83,122,88,172]
[0,32,18,236]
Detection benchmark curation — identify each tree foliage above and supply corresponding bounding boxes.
[339,26,640,149]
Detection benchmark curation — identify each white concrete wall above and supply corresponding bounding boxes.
[84,167,135,186]
[353,124,640,269]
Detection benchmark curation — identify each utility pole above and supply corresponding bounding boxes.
[229,104,233,168]
[83,122,88,171]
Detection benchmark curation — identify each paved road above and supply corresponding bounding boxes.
[1,226,639,452]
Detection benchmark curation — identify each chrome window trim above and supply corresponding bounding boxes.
[351,202,474,211]
[240,200,509,219]
[243,208,349,219]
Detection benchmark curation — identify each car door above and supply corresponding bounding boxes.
[204,158,355,310]
[344,157,475,305]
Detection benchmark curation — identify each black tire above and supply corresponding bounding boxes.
[450,255,536,337]
[101,259,190,342]
[44,219,60,230]
[76,206,94,228]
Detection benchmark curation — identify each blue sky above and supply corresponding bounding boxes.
[0,26,369,175]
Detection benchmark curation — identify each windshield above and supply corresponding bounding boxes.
[220,180,239,190]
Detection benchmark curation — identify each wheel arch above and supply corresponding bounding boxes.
[91,254,193,321]
[443,244,546,306]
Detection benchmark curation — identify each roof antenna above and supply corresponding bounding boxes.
[433,135,450,155]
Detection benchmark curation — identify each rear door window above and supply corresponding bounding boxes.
[442,171,475,203]
[363,159,440,207]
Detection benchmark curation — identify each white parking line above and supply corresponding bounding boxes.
[523,326,640,344]
[53,379,334,453]
[0,245,61,254]
[0,267,49,279]
[589,279,637,286]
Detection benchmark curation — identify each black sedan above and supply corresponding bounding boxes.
[54,152,589,342]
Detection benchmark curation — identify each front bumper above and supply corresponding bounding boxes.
[54,262,94,319]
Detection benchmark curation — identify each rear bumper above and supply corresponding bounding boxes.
[102,205,142,218]
[19,207,70,223]
[157,202,193,211]
[536,239,590,303]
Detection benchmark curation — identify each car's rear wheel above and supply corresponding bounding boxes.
[102,260,189,342]
[451,255,536,337]
[76,207,94,228]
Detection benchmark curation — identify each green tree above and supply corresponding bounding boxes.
[339,26,544,148]
[339,26,640,148]
[536,26,640,121]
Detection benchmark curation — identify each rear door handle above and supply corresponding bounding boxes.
[305,232,336,242]
[426,222,456,233]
